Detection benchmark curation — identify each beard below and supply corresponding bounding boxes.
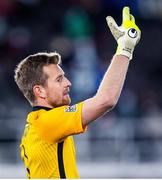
[62,94,71,105]
[48,94,71,108]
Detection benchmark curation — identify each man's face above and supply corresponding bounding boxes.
[42,64,72,107]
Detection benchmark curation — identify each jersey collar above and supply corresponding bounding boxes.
[32,106,52,111]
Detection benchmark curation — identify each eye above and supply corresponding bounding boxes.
[57,76,63,82]
[57,78,62,82]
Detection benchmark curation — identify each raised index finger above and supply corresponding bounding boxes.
[122,6,130,23]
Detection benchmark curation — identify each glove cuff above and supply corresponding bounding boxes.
[116,44,134,60]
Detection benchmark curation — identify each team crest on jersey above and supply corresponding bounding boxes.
[64,105,77,112]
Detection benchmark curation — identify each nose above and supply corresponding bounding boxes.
[65,77,72,87]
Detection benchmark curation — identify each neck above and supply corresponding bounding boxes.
[33,100,54,108]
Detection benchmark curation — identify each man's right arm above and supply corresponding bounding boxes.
[82,55,129,126]
[81,7,141,127]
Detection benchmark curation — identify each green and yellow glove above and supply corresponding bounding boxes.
[106,6,141,60]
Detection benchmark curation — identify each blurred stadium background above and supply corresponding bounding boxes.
[0,0,162,178]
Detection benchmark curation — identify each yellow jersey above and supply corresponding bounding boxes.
[20,102,86,178]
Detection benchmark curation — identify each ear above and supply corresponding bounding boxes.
[33,85,47,99]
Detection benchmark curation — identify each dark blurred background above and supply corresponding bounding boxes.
[0,0,162,178]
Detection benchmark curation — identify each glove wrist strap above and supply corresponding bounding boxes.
[116,44,133,60]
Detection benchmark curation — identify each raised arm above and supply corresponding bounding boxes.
[82,7,141,127]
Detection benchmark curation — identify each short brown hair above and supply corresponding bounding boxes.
[14,52,61,104]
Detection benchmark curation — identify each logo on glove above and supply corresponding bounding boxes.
[128,28,138,38]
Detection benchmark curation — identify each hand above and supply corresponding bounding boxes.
[106,6,141,60]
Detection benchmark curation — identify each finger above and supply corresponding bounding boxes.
[130,14,135,23]
[106,16,118,29]
[106,16,123,40]
[122,6,130,23]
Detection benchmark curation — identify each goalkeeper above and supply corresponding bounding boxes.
[14,7,141,179]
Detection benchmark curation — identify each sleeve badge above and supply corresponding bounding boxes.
[64,105,77,112]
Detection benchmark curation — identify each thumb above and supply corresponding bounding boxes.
[106,16,124,41]
[106,16,118,30]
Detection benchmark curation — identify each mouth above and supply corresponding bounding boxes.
[63,93,69,96]
[63,88,70,95]
[63,89,71,104]
[63,89,70,96]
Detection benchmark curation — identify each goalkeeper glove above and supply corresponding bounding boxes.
[106,6,141,60]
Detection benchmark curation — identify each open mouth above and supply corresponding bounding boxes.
[63,91,69,97]
[63,89,70,96]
